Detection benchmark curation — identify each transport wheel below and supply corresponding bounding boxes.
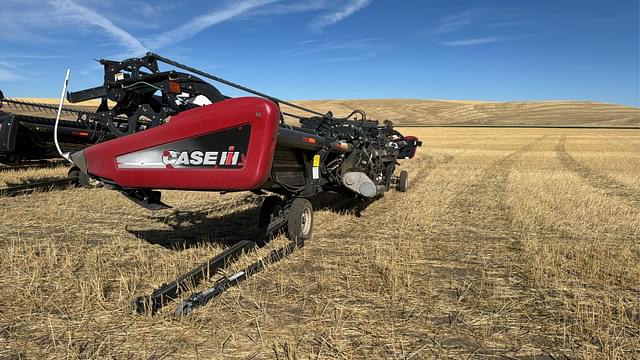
[68,167,81,185]
[397,170,409,192]
[259,196,283,229]
[68,167,101,188]
[287,198,313,241]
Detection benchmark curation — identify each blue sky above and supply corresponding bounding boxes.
[0,0,638,106]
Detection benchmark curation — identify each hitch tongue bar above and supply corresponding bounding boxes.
[132,215,287,315]
[175,236,305,317]
[132,240,255,314]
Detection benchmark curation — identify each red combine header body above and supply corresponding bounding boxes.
[81,97,279,190]
[59,53,422,314]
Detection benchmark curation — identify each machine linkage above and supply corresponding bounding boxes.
[174,236,305,317]
[132,196,311,315]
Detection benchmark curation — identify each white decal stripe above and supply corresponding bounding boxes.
[117,163,166,169]
[116,148,165,169]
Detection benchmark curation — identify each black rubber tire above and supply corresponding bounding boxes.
[68,167,81,186]
[287,198,313,241]
[397,170,409,192]
[68,166,100,188]
[259,196,283,229]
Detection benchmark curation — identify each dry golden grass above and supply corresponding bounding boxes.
[9,98,103,107]
[0,165,69,187]
[0,128,638,358]
[285,100,640,127]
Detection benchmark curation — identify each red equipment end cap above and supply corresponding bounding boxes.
[83,97,280,191]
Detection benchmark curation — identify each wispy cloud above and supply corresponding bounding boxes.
[2,0,316,50]
[309,0,373,33]
[0,54,68,60]
[441,37,506,47]
[43,0,281,54]
[285,37,391,62]
[0,69,23,82]
[0,1,61,43]
[286,38,382,54]
[48,0,148,55]
[324,56,368,62]
[484,20,532,29]
[432,7,527,47]
[0,52,68,81]
[432,9,481,34]
[0,61,26,81]
[251,0,332,16]
[134,2,180,18]
[0,0,383,75]
[432,8,523,34]
[146,0,277,49]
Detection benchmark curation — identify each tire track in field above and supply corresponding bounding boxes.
[555,135,640,209]
[251,137,544,357]
[421,135,566,357]
[309,135,554,357]
[406,134,509,190]
[442,135,547,235]
[271,150,461,357]
[408,153,455,188]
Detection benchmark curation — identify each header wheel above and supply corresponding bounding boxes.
[287,198,313,241]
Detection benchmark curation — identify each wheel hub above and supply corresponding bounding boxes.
[301,208,312,235]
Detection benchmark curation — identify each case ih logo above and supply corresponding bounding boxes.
[115,126,251,170]
[162,146,243,168]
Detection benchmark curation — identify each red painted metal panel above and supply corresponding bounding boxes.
[84,97,280,190]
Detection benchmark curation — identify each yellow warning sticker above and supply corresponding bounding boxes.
[313,154,320,167]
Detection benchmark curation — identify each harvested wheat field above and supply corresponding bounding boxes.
[0,127,639,358]
[285,100,640,127]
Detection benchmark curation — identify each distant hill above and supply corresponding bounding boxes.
[285,100,640,127]
[8,98,639,127]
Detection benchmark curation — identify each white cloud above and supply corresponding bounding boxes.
[309,0,373,33]
[432,9,482,34]
[48,0,148,55]
[0,61,25,81]
[0,69,23,82]
[0,54,67,60]
[0,1,61,43]
[432,8,528,47]
[285,38,391,62]
[441,37,505,46]
[253,0,332,16]
[1,0,376,56]
[134,2,180,18]
[146,0,277,49]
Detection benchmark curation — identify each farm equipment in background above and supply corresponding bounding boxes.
[0,91,107,163]
[0,91,114,187]
[57,53,422,314]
